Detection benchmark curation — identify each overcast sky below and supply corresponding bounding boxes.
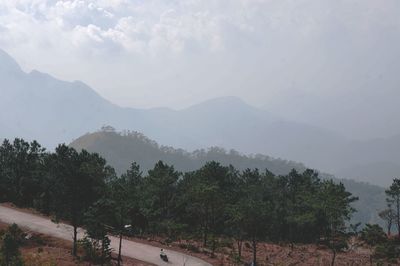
[1,0,400,139]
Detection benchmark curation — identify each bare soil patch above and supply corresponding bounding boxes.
[0,221,151,265]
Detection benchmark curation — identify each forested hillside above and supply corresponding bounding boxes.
[70,128,306,176]
[70,128,386,226]
[0,138,363,265]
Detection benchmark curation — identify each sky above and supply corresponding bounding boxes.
[1,0,400,139]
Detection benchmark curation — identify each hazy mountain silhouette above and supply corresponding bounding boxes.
[70,129,305,176]
[1,49,398,187]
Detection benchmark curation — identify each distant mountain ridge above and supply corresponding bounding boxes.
[1,48,399,187]
[70,129,305,175]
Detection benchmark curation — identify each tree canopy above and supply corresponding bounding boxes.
[0,138,359,265]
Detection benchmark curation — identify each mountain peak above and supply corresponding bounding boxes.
[0,49,22,74]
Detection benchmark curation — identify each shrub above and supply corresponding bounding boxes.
[374,238,400,259]
[30,235,45,246]
[218,238,233,249]
[78,236,98,262]
[177,242,201,253]
[78,235,112,265]
[360,224,387,246]
[0,224,24,266]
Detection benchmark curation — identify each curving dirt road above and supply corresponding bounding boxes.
[0,205,211,266]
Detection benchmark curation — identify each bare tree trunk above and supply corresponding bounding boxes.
[117,232,123,266]
[236,239,243,259]
[203,224,208,247]
[203,209,209,247]
[101,239,105,266]
[73,225,78,256]
[288,242,294,257]
[397,198,400,238]
[252,237,257,266]
[211,236,216,257]
[331,249,336,266]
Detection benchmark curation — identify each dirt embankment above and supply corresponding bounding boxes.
[0,204,394,266]
[0,221,151,266]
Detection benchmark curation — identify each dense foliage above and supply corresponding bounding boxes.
[70,130,386,227]
[359,179,400,263]
[70,130,307,176]
[0,224,24,266]
[360,224,388,246]
[360,223,400,262]
[0,138,358,264]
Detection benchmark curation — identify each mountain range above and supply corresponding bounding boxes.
[0,48,399,187]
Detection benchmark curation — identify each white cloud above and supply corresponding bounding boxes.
[0,0,286,56]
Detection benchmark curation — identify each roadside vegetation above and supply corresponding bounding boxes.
[0,221,147,266]
[0,138,398,265]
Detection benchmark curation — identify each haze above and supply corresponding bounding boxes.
[1,0,400,139]
[2,2,400,263]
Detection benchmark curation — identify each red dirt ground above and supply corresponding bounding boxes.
[0,221,152,266]
[1,204,398,265]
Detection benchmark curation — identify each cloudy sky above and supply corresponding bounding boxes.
[1,0,400,139]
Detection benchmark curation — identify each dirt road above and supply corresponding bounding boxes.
[0,205,211,266]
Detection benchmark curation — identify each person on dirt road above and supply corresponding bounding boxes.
[160,248,168,262]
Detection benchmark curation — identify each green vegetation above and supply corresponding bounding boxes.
[70,129,387,227]
[48,145,112,256]
[357,179,400,263]
[70,129,306,176]
[361,224,387,246]
[385,179,400,237]
[0,224,24,266]
[360,223,400,262]
[0,138,361,265]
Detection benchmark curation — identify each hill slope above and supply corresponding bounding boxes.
[70,129,306,176]
[70,129,386,226]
